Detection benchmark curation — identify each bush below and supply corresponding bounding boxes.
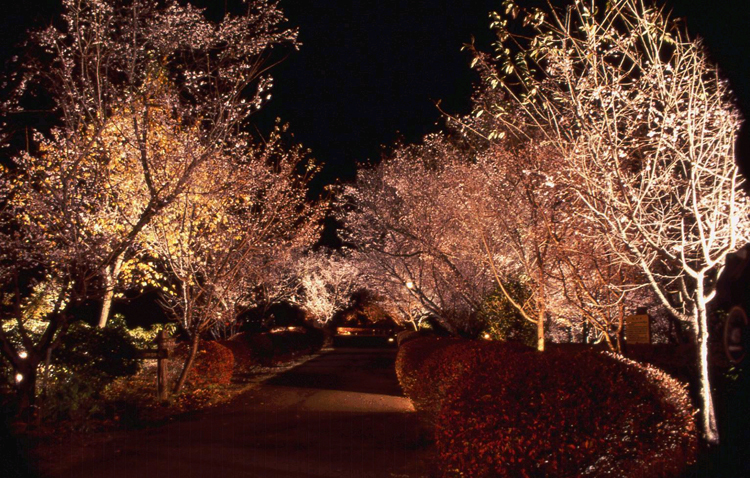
[44,322,140,419]
[396,338,533,424]
[478,284,537,347]
[435,347,698,478]
[417,340,533,424]
[395,337,465,408]
[218,333,258,372]
[396,330,422,346]
[221,328,325,368]
[175,340,234,388]
[265,328,325,360]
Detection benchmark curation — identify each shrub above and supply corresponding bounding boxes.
[396,338,533,424]
[395,337,465,408]
[175,340,234,388]
[396,330,422,346]
[44,322,140,419]
[302,326,326,353]
[223,328,325,367]
[416,340,533,423]
[435,347,698,478]
[246,333,275,361]
[478,284,537,347]
[219,333,258,372]
[265,329,325,360]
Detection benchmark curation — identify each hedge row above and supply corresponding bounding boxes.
[177,328,325,385]
[396,338,698,478]
[220,328,325,368]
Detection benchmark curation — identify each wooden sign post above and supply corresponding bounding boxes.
[138,330,174,400]
[156,330,170,401]
[626,313,651,344]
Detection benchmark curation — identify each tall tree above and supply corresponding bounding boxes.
[147,126,321,393]
[295,250,359,325]
[341,138,496,334]
[0,0,297,416]
[480,0,750,442]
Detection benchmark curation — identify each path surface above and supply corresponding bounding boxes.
[40,347,432,478]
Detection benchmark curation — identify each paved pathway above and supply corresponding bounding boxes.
[41,347,432,478]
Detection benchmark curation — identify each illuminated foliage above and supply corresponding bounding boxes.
[341,136,495,334]
[435,343,698,478]
[477,0,749,443]
[294,249,359,325]
[145,124,323,392]
[0,0,298,416]
[478,283,537,347]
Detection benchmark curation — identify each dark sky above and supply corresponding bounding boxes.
[3,0,750,182]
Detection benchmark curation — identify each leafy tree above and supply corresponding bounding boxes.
[295,249,359,325]
[146,125,322,393]
[341,136,496,334]
[478,0,750,442]
[0,0,297,417]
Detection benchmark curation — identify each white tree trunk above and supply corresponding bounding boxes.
[536,310,545,352]
[696,291,719,444]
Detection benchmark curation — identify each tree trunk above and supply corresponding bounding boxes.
[98,254,124,328]
[173,334,200,394]
[536,305,545,352]
[696,293,719,444]
[35,348,54,426]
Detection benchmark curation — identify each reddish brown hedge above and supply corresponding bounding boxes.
[435,347,698,478]
[395,337,464,405]
[218,333,259,372]
[397,338,533,424]
[221,329,326,368]
[177,340,235,388]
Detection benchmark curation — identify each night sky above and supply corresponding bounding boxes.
[2,0,750,182]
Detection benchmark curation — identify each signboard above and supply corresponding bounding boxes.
[724,306,748,364]
[625,314,651,344]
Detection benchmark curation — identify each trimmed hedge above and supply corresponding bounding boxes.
[175,340,235,388]
[396,330,423,347]
[434,346,698,478]
[219,328,326,369]
[397,338,533,424]
[395,337,463,406]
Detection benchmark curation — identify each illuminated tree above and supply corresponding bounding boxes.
[294,249,360,325]
[480,0,750,442]
[146,126,321,393]
[341,138,497,334]
[453,85,652,353]
[0,0,297,415]
[457,138,570,351]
